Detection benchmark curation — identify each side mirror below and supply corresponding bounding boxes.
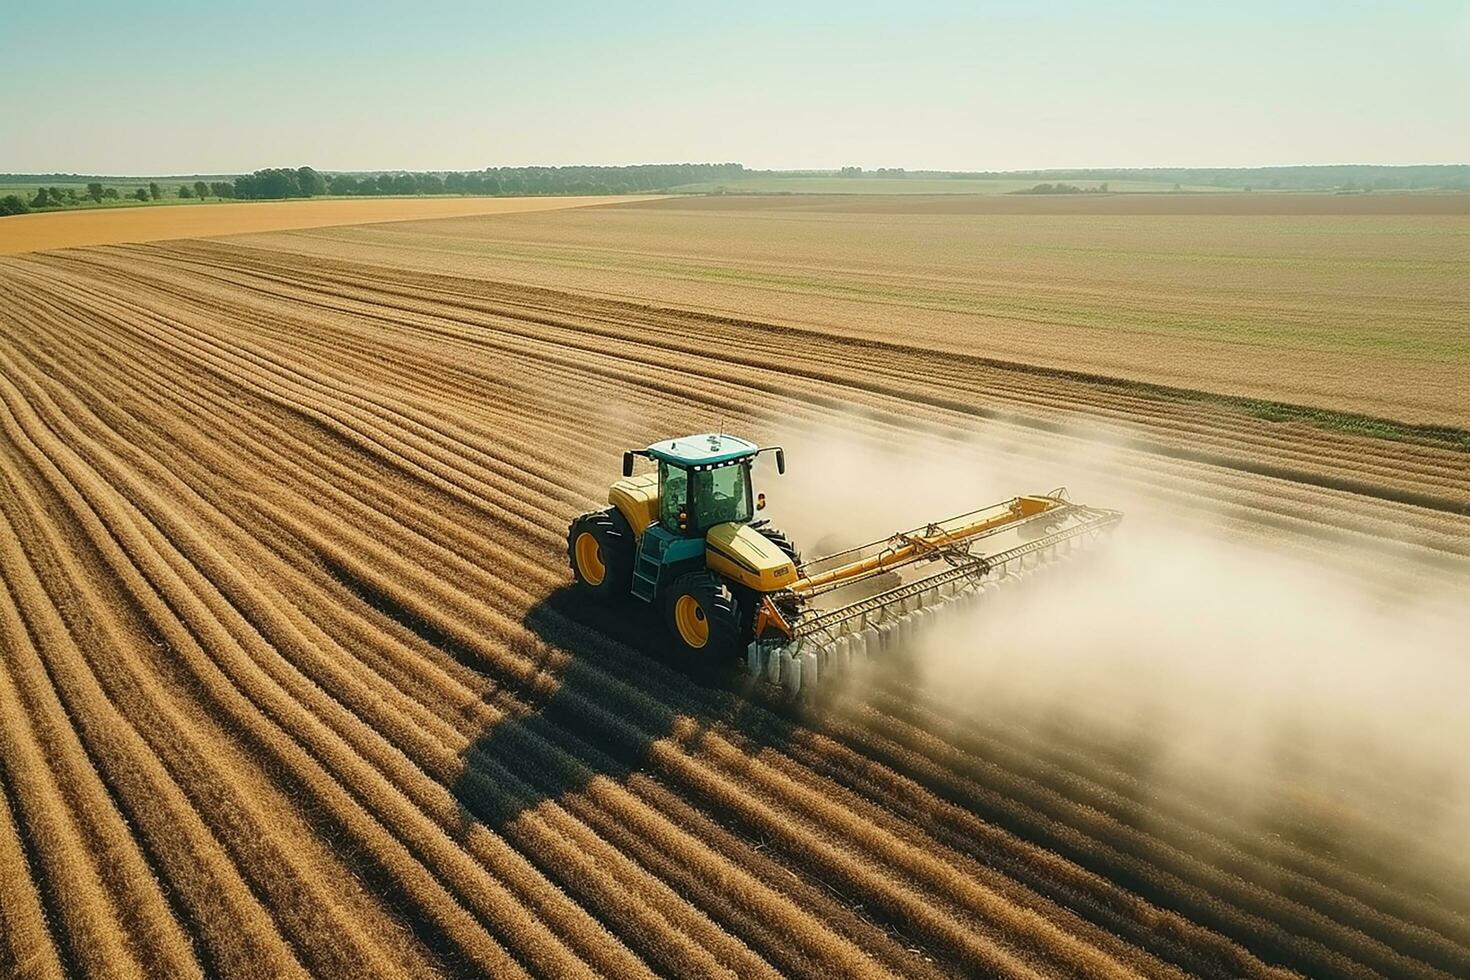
[757,492,767,511]
[622,451,634,477]
[775,448,785,475]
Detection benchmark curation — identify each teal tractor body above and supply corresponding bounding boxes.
[567,434,800,660]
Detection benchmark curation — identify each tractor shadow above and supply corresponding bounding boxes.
[449,585,798,833]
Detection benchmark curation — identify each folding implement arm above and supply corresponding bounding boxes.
[749,490,1123,693]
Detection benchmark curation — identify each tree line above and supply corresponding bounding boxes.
[231,163,745,199]
[2,163,745,215]
[2,179,240,215]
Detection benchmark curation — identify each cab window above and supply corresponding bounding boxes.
[692,461,752,530]
[659,462,688,533]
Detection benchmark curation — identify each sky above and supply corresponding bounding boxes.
[3,1,1468,175]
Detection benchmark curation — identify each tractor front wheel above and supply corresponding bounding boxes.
[663,570,742,663]
[567,509,634,599]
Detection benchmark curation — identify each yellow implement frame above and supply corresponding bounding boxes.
[753,491,1119,645]
[748,490,1123,694]
[791,494,1060,596]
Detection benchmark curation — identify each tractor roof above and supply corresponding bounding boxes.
[646,433,758,468]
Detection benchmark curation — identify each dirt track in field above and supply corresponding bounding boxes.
[1,235,1469,979]
[0,195,653,255]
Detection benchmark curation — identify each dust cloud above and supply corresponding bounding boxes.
[761,425,1470,877]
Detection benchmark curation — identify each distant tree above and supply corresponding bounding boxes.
[194,180,209,200]
[275,169,304,197]
[148,181,161,200]
[65,188,79,203]
[1012,182,1085,195]
[86,182,104,202]
[178,184,194,198]
[133,188,150,201]
[0,195,30,216]
[296,166,326,196]
[209,181,234,199]
[102,187,119,199]
[236,168,303,198]
[416,173,444,195]
[444,172,465,194]
[29,187,50,208]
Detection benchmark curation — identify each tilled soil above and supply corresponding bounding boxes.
[0,238,1467,979]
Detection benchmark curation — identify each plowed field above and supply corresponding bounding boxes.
[1,207,1468,979]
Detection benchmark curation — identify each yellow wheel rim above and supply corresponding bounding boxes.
[674,594,709,649]
[574,532,605,586]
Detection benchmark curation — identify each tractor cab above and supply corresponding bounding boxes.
[642,433,765,536]
[603,434,786,541]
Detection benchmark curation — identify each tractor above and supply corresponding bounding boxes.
[567,433,794,659]
[568,432,1123,693]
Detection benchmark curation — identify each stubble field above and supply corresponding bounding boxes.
[236,193,1470,426]
[1,194,1468,978]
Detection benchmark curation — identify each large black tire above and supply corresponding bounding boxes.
[756,526,802,567]
[567,508,634,599]
[729,583,760,646]
[663,570,743,663]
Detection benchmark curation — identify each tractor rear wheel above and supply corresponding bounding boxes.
[567,508,634,599]
[663,570,742,663]
[757,526,802,566]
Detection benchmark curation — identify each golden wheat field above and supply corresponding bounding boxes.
[1,196,1469,979]
[0,195,651,256]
